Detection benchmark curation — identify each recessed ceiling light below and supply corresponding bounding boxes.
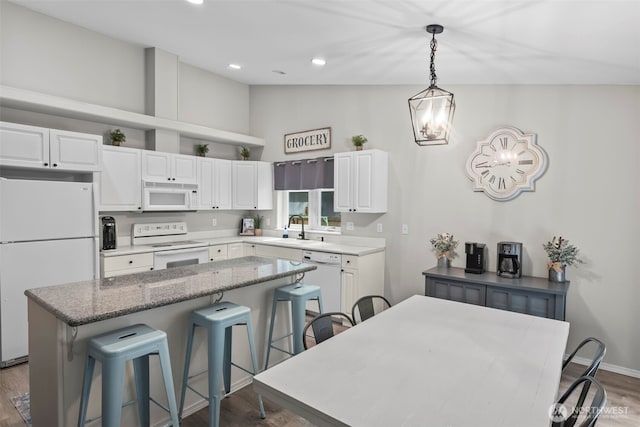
[311,58,326,66]
[186,0,203,5]
[228,64,242,70]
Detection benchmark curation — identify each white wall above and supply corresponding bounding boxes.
[250,84,640,372]
[0,1,145,113]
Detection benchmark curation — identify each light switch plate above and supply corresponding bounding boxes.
[346,222,354,231]
[266,218,271,226]
[377,223,383,233]
[402,224,409,234]
[212,218,217,227]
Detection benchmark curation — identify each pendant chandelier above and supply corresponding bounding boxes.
[408,24,456,146]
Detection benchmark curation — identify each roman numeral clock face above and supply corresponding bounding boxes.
[465,127,548,201]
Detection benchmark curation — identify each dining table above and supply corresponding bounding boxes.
[253,294,570,427]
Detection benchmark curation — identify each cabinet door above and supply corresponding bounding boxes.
[428,278,486,306]
[209,244,228,262]
[333,153,353,212]
[172,154,197,184]
[232,161,258,209]
[228,243,243,259]
[142,151,172,181]
[353,150,387,213]
[197,157,215,210]
[0,121,49,169]
[341,267,359,314]
[487,287,556,319]
[99,146,142,211]
[49,129,102,172]
[256,161,273,209]
[214,159,232,209]
[243,243,256,256]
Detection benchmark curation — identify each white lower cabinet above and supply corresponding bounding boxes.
[227,242,244,259]
[101,253,154,278]
[243,243,256,256]
[340,252,385,314]
[209,244,229,262]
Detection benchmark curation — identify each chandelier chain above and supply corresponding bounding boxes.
[429,31,438,87]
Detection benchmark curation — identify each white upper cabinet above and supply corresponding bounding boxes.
[99,146,142,211]
[197,158,232,210]
[0,121,101,172]
[142,151,197,184]
[334,149,388,213]
[232,161,273,210]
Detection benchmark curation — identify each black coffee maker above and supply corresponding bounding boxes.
[497,242,523,278]
[464,242,486,274]
[100,216,117,250]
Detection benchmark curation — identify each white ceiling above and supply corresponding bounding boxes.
[11,0,640,85]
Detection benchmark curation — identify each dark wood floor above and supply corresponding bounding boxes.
[1,361,638,426]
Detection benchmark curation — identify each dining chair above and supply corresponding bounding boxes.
[562,337,606,414]
[351,295,392,324]
[552,376,607,427]
[302,312,354,350]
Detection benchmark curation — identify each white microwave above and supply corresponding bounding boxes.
[142,181,199,211]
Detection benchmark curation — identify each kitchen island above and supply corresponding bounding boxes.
[25,256,316,427]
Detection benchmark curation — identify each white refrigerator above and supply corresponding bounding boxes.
[0,177,98,367]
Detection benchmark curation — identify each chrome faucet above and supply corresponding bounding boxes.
[288,214,306,240]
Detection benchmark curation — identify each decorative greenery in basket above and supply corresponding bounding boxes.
[430,232,458,260]
[196,144,209,156]
[543,236,583,272]
[110,129,126,146]
[240,146,250,160]
[351,134,368,150]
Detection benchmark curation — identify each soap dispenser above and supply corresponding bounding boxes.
[282,227,289,238]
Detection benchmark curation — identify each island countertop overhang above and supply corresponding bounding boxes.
[25,256,316,327]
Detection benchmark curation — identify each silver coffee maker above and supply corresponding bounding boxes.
[496,242,523,278]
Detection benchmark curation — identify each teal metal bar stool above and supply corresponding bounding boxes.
[77,323,180,427]
[178,301,265,427]
[264,283,323,369]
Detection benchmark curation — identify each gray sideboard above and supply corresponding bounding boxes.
[423,266,570,320]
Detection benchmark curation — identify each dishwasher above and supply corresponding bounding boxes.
[302,250,342,313]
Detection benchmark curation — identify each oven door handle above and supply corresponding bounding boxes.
[154,247,208,256]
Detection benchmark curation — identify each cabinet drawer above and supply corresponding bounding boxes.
[103,253,154,274]
[342,255,358,269]
[209,244,228,261]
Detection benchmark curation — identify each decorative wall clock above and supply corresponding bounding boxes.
[465,126,548,201]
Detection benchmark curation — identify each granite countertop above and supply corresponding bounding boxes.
[25,256,316,327]
[102,236,385,257]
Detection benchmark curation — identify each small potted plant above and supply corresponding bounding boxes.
[196,144,209,157]
[240,146,250,160]
[351,134,368,151]
[430,232,458,268]
[254,215,263,237]
[543,236,583,282]
[110,129,126,146]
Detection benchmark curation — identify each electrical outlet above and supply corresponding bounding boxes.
[212,218,217,227]
[377,223,383,233]
[346,222,354,231]
[266,218,271,227]
[402,224,409,234]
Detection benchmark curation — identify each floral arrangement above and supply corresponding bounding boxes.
[543,236,583,272]
[430,232,458,260]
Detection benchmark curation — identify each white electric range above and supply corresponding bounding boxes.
[132,222,209,270]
